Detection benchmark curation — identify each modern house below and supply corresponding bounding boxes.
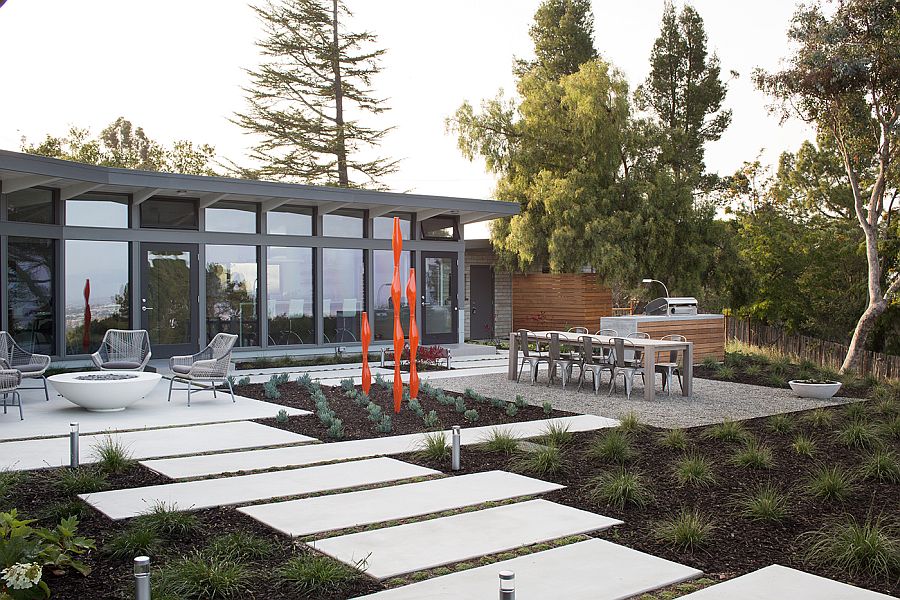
[0,150,518,362]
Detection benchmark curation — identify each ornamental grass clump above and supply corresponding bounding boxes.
[738,482,789,523]
[836,420,881,450]
[673,453,716,488]
[513,445,563,476]
[881,414,900,440]
[731,439,775,470]
[154,551,252,599]
[658,428,689,451]
[56,467,108,495]
[587,468,651,510]
[104,526,160,559]
[92,436,134,475]
[481,428,519,455]
[137,501,199,537]
[791,434,816,457]
[805,515,900,580]
[617,411,645,434]
[540,422,573,448]
[802,408,835,429]
[416,432,449,461]
[859,450,900,484]
[844,401,868,423]
[587,430,634,464]
[277,554,364,596]
[655,509,714,551]
[806,465,855,502]
[702,419,747,444]
[542,401,553,416]
[207,532,275,561]
[766,413,795,435]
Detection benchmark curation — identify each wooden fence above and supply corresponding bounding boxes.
[726,317,900,379]
[512,273,613,332]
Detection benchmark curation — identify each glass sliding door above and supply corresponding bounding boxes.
[7,237,55,355]
[141,243,198,358]
[266,246,314,345]
[322,248,364,344]
[421,252,458,344]
[206,245,259,347]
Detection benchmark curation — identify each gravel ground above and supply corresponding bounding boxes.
[439,371,853,428]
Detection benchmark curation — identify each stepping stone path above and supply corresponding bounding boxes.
[142,415,617,479]
[677,565,898,600]
[0,422,315,471]
[81,457,438,520]
[239,470,563,537]
[310,499,622,580]
[352,538,703,599]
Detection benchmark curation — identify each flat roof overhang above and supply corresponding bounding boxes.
[0,150,519,225]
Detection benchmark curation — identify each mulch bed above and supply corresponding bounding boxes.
[245,381,574,441]
[692,365,873,399]
[401,402,900,597]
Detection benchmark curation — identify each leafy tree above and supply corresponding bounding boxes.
[234,0,397,187]
[755,0,900,371]
[22,117,218,175]
[516,0,596,79]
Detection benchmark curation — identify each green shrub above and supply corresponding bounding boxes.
[155,551,252,599]
[236,376,251,386]
[805,515,900,580]
[56,467,108,495]
[353,391,370,408]
[587,468,651,510]
[481,428,519,455]
[422,410,440,429]
[92,436,134,475]
[713,365,735,380]
[416,432,449,461]
[454,397,467,413]
[463,409,479,423]
[407,398,424,416]
[326,418,344,440]
[275,409,290,423]
[136,501,199,537]
[701,356,719,369]
[514,394,527,409]
[806,465,855,502]
[658,428,689,450]
[744,364,764,377]
[0,470,24,503]
[277,554,364,595]
[768,374,788,388]
[739,482,789,522]
[207,532,275,560]
[844,401,868,422]
[731,439,775,470]
[365,403,383,422]
[505,403,519,417]
[104,525,160,559]
[881,414,900,440]
[296,373,313,390]
[802,408,835,429]
[542,401,553,416]
[791,434,816,457]
[859,450,900,484]
[513,445,563,476]
[339,377,355,393]
[375,414,393,433]
[617,411,645,434]
[587,430,634,463]
[655,509,713,551]
[263,380,281,399]
[540,422,573,447]
[702,419,747,443]
[673,453,716,487]
[836,420,881,450]
[766,413,795,435]
[41,499,88,523]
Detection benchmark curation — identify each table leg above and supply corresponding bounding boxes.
[508,332,518,381]
[644,348,655,402]
[683,343,693,397]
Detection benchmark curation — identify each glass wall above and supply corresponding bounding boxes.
[7,237,54,355]
[206,245,258,346]
[266,247,314,345]
[322,209,364,238]
[420,216,459,240]
[373,213,411,240]
[64,240,130,354]
[206,202,257,233]
[373,250,410,341]
[322,248,364,343]
[140,198,198,230]
[7,188,54,224]
[267,206,313,236]
[66,193,129,228]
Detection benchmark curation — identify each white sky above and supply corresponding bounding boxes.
[0,0,813,238]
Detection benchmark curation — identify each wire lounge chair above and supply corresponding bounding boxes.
[0,331,51,402]
[91,329,152,371]
[168,333,238,406]
[0,369,23,420]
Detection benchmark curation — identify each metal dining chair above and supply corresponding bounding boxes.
[578,335,615,394]
[567,327,589,335]
[516,329,550,385]
[549,332,581,388]
[655,334,686,396]
[609,337,646,400]
[594,329,618,365]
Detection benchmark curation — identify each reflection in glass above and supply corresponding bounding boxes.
[373,250,409,341]
[205,202,257,233]
[145,250,192,346]
[322,209,364,238]
[373,213,411,240]
[266,247,314,345]
[7,188,54,224]
[267,206,313,236]
[423,256,453,335]
[421,216,458,240]
[65,241,130,355]
[140,198,198,229]
[206,245,258,346]
[7,238,54,354]
[66,194,129,228]
[322,248,364,343]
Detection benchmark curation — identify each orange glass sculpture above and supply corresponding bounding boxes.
[360,312,371,395]
[391,217,404,413]
[406,268,419,399]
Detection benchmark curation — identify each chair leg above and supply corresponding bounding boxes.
[15,392,22,420]
[625,371,633,400]
[187,380,192,407]
[42,377,49,402]
[227,378,235,403]
[212,382,218,398]
[608,369,617,396]
[517,361,526,383]
[167,377,175,402]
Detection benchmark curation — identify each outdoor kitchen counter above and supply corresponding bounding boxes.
[600,314,725,363]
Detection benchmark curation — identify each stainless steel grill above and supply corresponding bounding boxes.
[643,297,698,316]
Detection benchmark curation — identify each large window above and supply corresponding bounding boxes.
[322,209,364,238]
[7,237,54,355]
[206,202,257,233]
[373,213,411,240]
[420,216,459,240]
[7,188,54,224]
[66,193,129,228]
[267,206,313,236]
[322,248,364,343]
[206,245,258,347]
[373,250,410,341]
[266,247,314,345]
[65,241,130,355]
[140,198,198,230]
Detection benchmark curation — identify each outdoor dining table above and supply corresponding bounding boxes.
[507,330,693,401]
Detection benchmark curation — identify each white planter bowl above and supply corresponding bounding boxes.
[788,380,842,399]
[49,372,162,412]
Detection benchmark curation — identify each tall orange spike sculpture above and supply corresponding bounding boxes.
[406,268,419,399]
[390,217,404,413]
[360,313,371,395]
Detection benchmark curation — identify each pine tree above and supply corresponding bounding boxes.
[516,0,597,80]
[234,0,397,187]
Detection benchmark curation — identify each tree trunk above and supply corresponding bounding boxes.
[331,0,348,187]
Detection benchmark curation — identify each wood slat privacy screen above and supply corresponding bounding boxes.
[512,273,612,332]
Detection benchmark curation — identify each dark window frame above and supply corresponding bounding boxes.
[420,215,460,241]
[4,186,57,225]
[139,196,200,230]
